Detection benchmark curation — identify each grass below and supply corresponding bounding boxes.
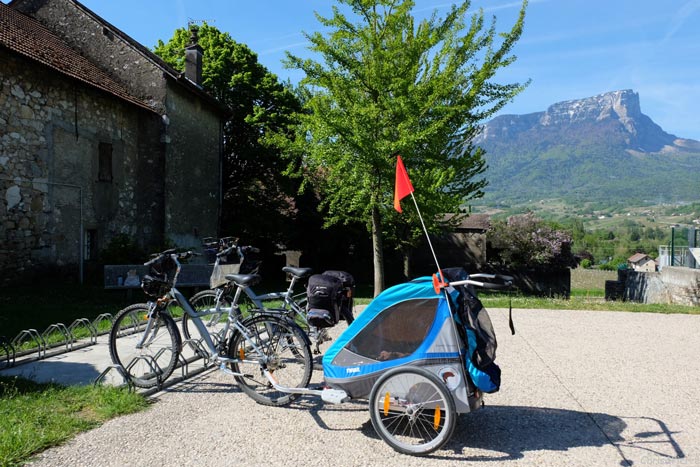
[479,293,699,314]
[475,268,699,314]
[0,376,149,467]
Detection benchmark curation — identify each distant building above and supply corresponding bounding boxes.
[628,253,656,272]
[1,0,229,283]
[412,214,490,275]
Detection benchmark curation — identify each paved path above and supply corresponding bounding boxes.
[6,308,700,466]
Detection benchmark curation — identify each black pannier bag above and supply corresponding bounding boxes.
[306,273,344,328]
[322,270,355,324]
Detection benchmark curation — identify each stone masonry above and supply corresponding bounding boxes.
[0,51,163,283]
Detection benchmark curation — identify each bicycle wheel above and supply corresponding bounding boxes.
[227,314,312,406]
[109,303,181,389]
[183,289,233,346]
[369,366,456,456]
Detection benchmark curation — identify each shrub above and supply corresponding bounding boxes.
[487,212,578,270]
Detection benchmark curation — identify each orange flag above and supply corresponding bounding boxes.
[394,155,414,213]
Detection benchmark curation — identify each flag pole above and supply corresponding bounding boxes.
[394,153,443,276]
[409,192,443,274]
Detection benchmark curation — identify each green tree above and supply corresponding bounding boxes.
[154,25,303,249]
[282,0,529,294]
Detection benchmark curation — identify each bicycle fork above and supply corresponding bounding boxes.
[135,305,161,349]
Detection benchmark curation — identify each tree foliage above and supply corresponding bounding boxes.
[281,0,529,291]
[154,25,303,248]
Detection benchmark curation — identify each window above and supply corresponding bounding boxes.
[344,299,437,362]
[98,142,113,182]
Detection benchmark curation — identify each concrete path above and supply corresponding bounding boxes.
[5,308,699,466]
[1,333,118,386]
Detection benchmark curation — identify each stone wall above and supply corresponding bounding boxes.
[15,0,168,113]
[0,51,164,284]
[14,0,223,249]
[625,267,700,305]
[4,0,224,283]
[163,82,221,247]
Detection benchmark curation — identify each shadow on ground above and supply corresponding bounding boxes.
[0,360,102,386]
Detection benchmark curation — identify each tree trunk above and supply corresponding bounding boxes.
[371,205,385,297]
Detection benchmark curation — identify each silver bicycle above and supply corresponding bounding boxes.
[108,249,313,406]
[184,243,333,353]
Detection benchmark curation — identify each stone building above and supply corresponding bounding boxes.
[1,0,229,283]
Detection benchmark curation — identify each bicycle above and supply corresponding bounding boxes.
[183,242,333,353]
[108,249,313,406]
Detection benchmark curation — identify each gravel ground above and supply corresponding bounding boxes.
[26,308,700,467]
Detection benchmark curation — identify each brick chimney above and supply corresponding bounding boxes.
[185,26,203,85]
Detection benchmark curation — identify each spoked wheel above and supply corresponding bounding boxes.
[227,314,312,406]
[183,289,234,346]
[108,304,181,388]
[369,366,456,456]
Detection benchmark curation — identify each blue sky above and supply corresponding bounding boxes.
[18,0,700,140]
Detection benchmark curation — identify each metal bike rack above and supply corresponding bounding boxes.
[1,312,116,369]
[92,313,115,336]
[0,336,15,369]
[11,329,45,361]
[125,354,165,390]
[94,363,135,392]
[41,323,72,355]
[68,318,98,346]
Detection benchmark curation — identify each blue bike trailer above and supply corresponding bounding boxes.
[322,277,475,414]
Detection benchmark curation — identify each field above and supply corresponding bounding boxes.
[478,199,699,231]
[570,268,617,294]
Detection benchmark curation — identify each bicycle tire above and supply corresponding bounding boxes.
[183,289,234,346]
[108,303,181,389]
[227,314,312,406]
[369,366,456,455]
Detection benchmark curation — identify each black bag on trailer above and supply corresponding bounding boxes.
[442,267,501,393]
[322,270,355,324]
[306,273,343,328]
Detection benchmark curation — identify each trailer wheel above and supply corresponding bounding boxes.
[369,366,456,455]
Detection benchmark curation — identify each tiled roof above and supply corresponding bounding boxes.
[628,252,650,263]
[0,2,155,113]
[442,213,491,231]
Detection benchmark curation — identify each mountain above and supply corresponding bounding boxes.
[474,90,700,207]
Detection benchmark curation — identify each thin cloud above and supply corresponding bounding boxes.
[259,41,310,56]
[415,0,547,14]
[662,0,700,42]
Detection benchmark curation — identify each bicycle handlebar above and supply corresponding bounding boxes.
[432,271,513,293]
[143,249,198,266]
[217,246,236,258]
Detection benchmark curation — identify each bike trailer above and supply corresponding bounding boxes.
[322,271,500,413]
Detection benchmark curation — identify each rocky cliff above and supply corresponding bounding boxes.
[474,90,700,205]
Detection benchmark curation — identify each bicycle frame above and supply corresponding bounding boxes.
[201,264,308,323]
[143,253,281,372]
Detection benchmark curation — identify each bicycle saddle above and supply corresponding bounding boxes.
[282,267,313,278]
[224,273,261,287]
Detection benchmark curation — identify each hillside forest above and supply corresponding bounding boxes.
[483,201,700,269]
